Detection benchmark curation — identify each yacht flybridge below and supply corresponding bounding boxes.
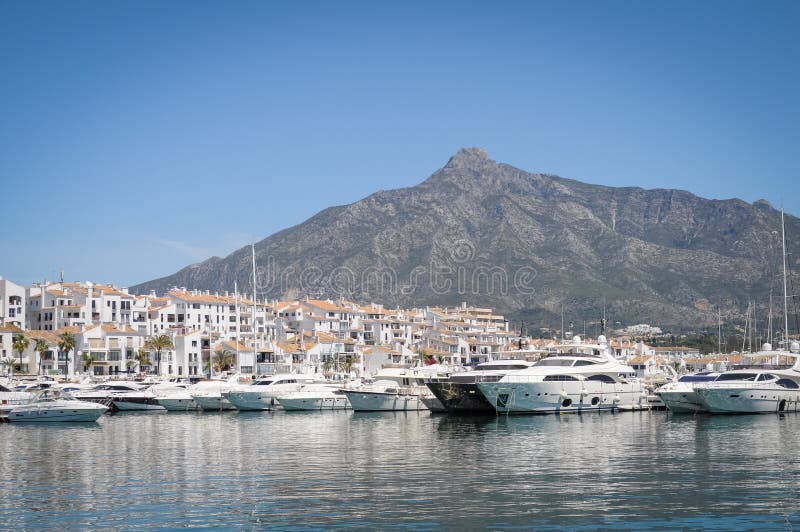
[476,336,648,414]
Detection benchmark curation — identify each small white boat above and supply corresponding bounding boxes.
[190,380,238,411]
[275,384,351,411]
[655,372,720,413]
[342,366,449,412]
[72,381,146,408]
[342,380,430,411]
[0,381,34,416]
[223,374,315,411]
[155,388,200,411]
[5,389,108,422]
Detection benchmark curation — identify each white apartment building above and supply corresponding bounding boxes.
[0,277,25,328]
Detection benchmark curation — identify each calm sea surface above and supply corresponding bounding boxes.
[2,410,800,531]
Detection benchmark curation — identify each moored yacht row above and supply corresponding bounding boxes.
[4,339,800,421]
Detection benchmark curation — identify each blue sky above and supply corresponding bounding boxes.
[1,0,798,287]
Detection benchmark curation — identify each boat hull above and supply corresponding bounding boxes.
[192,395,237,411]
[476,381,648,414]
[426,381,496,415]
[156,397,200,411]
[695,387,800,414]
[7,404,107,422]
[277,395,351,411]
[657,390,707,414]
[223,391,277,411]
[112,397,165,411]
[342,390,428,412]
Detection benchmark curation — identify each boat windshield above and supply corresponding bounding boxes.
[254,381,274,386]
[32,389,75,402]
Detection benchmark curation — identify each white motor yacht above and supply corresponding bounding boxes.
[275,383,351,411]
[655,372,720,413]
[694,362,800,414]
[342,366,448,412]
[72,381,147,408]
[110,382,193,411]
[154,387,200,411]
[223,374,315,411]
[476,336,648,414]
[5,389,108,422]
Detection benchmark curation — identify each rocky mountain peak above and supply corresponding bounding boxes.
[131,150,799,329]
[444,147,493,169]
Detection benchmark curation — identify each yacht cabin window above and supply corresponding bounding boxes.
[586,375,616,383]
[534,359,574,367]
[715,373,758,382]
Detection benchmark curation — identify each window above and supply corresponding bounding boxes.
[543,375,579,381]
[573,360,598,366]
[535,359,573,367]
[586,375,616,383]
[715,373,758,382]
[776,379,799,389]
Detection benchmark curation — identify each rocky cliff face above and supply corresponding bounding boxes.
[132,148,799,329]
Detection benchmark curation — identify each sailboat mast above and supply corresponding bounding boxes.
[768,290,773,346]
[782,208,790,350]
[251,243,258,369]
[718,307,722,354]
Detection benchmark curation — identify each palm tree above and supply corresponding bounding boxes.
[82,353,98,375]
[34,339,49,376]
[0,356,15,377]
[134,349,151,376]
[12,334,29,375]
[208,348,235,374]
[57,332,76,376]
[144,334,174,376]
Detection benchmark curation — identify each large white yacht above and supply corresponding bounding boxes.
[5,389,108,422]
[693,350,800,414]
[425,359,536,415]
[274,383,352,411]
[476,336,648,414]
[223,374,316,411]
[655,372,720,413]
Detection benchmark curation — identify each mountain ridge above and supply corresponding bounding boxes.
[132,148,799,330]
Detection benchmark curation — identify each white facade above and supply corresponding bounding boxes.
[0,277,25,328]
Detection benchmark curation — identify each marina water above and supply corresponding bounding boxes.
[2,411,800,530]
